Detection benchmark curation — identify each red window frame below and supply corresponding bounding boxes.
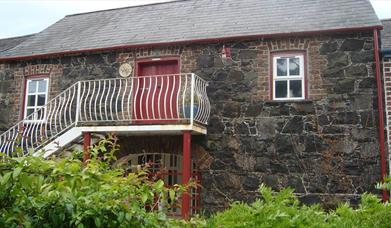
[269,51,308,100]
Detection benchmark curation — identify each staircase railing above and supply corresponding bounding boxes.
[0,73,210,157]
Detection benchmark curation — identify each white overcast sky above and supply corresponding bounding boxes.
[0,0,390,39]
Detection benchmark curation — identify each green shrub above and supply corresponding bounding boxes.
[207,184,391,228]
[0,136,196,228]
[376,176,391,191]
[1,135,390,227]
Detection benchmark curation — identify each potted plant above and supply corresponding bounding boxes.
[183,92,200,119]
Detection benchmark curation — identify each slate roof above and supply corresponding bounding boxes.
[382,19,391,49]
[0,0,381,59]
[0,34,34,53]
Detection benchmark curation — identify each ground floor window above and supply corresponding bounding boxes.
[24,77,49,120]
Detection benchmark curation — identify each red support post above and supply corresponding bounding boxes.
[182,131,192,219]
[373,29,389,202]
[83,132,91,164]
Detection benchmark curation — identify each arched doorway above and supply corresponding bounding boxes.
[118,152,201,216]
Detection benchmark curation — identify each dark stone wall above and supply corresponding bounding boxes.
[0,54,119,132]
[0,63,17,131]
[0,31,383,213]
[0,63,63,131]
[195,33,381,212]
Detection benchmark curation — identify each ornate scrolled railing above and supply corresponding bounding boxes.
[0,74,210,157]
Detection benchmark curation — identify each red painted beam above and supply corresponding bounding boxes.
[0,25,382,62]
[83,132,91,164]
[181,130,192,219]
[373,29,389,202]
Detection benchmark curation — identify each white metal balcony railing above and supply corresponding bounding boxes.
[0,73,210,157]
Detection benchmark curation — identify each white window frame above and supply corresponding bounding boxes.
[24,78,49,122]
[272,54,305,101]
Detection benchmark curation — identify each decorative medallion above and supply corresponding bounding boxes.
[119,63,133,78]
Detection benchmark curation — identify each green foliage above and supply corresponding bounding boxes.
[0,135,193,228]
[207,184,391,228]
[376,175,391,191]
[2,134,390,227]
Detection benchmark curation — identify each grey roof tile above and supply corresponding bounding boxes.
[0,34,34,53]
[0,0,381,58]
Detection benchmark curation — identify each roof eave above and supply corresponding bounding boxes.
[0,25,383,62]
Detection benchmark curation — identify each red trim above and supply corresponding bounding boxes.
[181,131,191,220]
[135,56,181,76]
[304,53,308,99]
[20,74,49,120]
[83,132,91,164]
[0,26,382,62]
[373,29,389,201]
[24,74,49,79]
[269,51,308,100]
[133,56,181,124]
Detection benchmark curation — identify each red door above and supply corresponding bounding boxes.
[134,59,180,123]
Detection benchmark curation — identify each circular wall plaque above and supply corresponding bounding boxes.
[119,63,133,77]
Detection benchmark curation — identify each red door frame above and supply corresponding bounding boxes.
[135,56,181,75]
[134,56,181,124]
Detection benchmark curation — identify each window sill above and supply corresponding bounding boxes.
[264,99,314,104]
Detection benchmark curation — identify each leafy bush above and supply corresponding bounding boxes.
[0,136,198,228]
[376,176,391,191]
[1,135,390,227]
[207,185,391,228]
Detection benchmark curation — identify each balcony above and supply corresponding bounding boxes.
[0,73,210,157]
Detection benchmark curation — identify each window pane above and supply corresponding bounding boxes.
[26,108,35,116]
[27,95,36,107]
[38,80,47,93]
[277,58,287,76]
[37,94,46,106]
[275,81,287,98]
[37,109,45,120]
[289,80,303,98]
[289,58,300,76]
[28,81,37,93]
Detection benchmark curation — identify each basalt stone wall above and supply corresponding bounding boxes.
[0,63,63,132]
[196,32,381,212]
[0,31,382,213]
[114,32,381,212]
[0,47,185,133]
[0,63,16,132]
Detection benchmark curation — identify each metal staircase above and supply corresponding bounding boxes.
[0,74,210,158]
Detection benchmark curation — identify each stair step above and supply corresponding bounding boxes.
[36,127,83,158]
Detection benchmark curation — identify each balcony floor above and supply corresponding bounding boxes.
[76,123,207,135]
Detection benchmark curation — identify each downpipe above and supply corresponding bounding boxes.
[373,29,389,201]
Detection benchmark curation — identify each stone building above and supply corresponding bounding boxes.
[0,0,388,216]
[382,19,391,178]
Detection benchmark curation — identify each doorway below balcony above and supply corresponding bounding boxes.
[114,135,206,216]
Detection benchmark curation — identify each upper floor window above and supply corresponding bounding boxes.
[24,78,49,120]
[272,53,306,100]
